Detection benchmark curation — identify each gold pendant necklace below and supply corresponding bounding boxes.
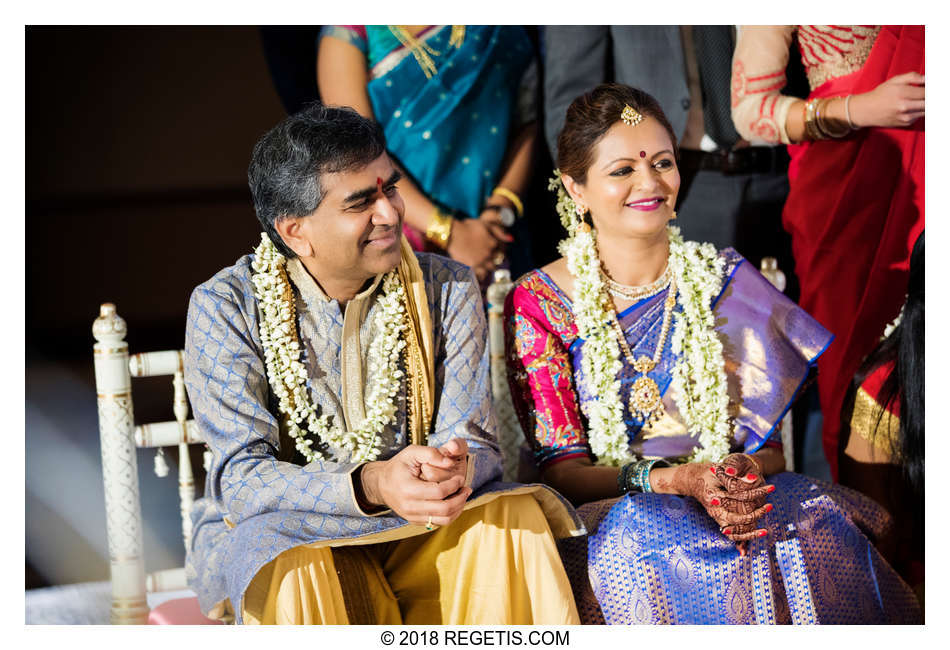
[611,276,677,425]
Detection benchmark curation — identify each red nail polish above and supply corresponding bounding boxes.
[710,498,720,506]
[710,466,718,474]
[723,528,732,535]
[767,485,776,493]
[725,467,737,476]
[765,504,773,512]
[758,530,768,537]
[746,473,758,481]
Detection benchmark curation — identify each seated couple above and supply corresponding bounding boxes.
[184,90,920,625]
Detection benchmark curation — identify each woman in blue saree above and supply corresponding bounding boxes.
[504,83,921,624]
[319,25,537,281]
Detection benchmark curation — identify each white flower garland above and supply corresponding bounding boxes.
[250,233,407,463]
[549,172,731,465]
[881,300,905,341]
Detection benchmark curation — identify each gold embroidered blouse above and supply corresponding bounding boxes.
[731,25,881,145]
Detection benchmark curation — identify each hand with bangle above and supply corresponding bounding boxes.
[424,206,454,250]
[801,71,925,141]
[426,187,521,280]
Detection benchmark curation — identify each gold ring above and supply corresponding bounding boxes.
[425,516,434,531]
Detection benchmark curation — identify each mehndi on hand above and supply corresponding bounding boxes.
[655,462,772,545]
[710,453,775,537]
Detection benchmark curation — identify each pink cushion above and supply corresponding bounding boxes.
[147,597,223,625]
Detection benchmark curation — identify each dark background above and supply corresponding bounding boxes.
[25,26,298,589]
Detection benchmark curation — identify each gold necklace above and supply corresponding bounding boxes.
[609,275,677,425]
[602,263,671,301]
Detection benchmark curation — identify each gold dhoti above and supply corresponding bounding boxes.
[242,493,580,625]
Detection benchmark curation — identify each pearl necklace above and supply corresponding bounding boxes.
[602,263,671,302]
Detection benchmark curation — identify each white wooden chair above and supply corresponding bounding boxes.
[92,303,222,625]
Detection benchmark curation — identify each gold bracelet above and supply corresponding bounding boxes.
[425,207,454,250]
[816,97,852,139]
[813,98,831,138]
[803,98,825,141]
[844,94,857,130]
[491,186,523,218]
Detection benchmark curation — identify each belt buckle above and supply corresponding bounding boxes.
[722,150,742,174]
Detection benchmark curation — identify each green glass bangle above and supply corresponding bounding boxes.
[632,458,671,493]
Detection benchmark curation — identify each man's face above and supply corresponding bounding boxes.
[295,153,404,287]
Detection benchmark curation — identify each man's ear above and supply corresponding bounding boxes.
[274,216,313,258]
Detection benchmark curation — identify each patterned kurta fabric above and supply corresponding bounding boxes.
[184,252,582,622]
[504,246,921,624]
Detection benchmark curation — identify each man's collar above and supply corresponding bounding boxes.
[286,257,385,306]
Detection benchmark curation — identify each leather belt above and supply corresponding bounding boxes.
[679,146,790,175]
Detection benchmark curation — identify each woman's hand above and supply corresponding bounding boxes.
[709,453,776,555]
[713,453,766,505]
[850,71,925,129]
[446,213,510,281]
[653,462,772,547]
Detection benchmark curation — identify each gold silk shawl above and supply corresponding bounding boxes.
[396,236,435,445]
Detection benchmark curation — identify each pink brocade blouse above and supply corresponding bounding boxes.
[504,252,834,471]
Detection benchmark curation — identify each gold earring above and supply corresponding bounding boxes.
[670,211,677,220]
[575,203,592,233]
[621,104,643,126]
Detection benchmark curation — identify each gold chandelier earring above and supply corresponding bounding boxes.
[575,202,592,234]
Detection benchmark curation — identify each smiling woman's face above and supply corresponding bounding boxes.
[568,116,680,242]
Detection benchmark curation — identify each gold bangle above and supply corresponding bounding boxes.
[425,207,453,250]
[814,98,831,138]
[491,186,523,218]
[817,97,852,139]
[844,94,857,130]
[803,98,825,141]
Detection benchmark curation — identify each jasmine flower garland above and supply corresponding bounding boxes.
[251,233,407,463]
[549,172,731,466]
[881,300,905,340]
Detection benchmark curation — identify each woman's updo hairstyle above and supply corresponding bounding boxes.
[557,83,678,185]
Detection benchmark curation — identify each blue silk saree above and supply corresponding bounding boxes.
[507,248,922,624]
[322,25,534,221]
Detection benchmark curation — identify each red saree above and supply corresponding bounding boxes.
[783,25,924,479]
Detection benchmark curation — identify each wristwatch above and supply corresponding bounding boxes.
[485,204,516,228]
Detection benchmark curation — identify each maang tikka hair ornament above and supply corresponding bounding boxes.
[621,104,643,127]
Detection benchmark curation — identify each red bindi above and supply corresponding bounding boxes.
[376,177,383,193]
[639,150,646,158]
